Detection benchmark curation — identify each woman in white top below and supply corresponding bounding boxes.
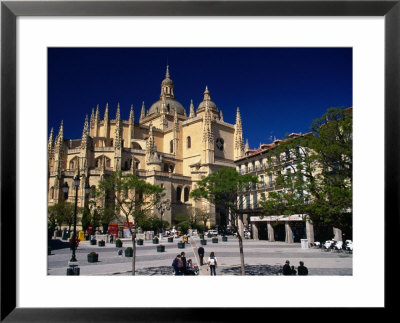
[207,252,217,276]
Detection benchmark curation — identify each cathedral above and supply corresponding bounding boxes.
[48,66,245,228]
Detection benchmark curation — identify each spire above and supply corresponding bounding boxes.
[202,101,213,144]
[220,110,224,122]
[189,99,195,118]
[48,128,54,156]
[90,108,95,128]
[140,101,146,121]
[129,104,134,123]
[55,120,64,154]
[104,103,109,121]
[203,86,211,101]
[95,104,100,120]
[116,102,121,121]
[234,107,245,159]
[160,65,175,99]
[245,139,249,151]
[115,103,122,150]
[80,115,89,150]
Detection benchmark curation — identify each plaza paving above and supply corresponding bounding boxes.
[48,236,352,276]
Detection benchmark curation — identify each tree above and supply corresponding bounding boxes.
[97,171,166,275]
[260,107,352,236]
[81,206,91,232]
[48,201,81,231]
[190,167,258,275]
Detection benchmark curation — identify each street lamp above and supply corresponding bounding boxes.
[70,175,80,263]
[157,202,170,240]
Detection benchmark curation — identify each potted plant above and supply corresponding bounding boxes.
[98,240,105,247]
[156,244,165,252]
[115,239,123,248]
[222,236,228,242]
[168,237,173,243]
[137,239,144,245]
[153,237,159,244]
[199,234,205,240]
[87,251,98,263]
[90,239,97,245]
[177,241,185,249]
[207,233,212,238]
[200,239,207,245]
[125,247,133,257]
[212,237,218,243]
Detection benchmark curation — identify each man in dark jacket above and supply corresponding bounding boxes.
[180,252,187,275]
[172,254,181,276]
[282,260,292,275]
[297,261,309,275]
[198,246,205,265]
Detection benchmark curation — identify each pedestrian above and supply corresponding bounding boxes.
[180,252,187,275]
[282,260,292,275]
[297,261,309,275]
[207,252,217,276]
[198,245,205,265]
[291,265,297,275]
[110,234,114,244]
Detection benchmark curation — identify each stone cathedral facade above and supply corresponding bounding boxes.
[48,66,245,228]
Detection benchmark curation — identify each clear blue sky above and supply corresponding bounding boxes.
[48,48,352,149]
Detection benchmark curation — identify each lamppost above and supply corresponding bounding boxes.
[157,202,170,240]
[62,176,90,275]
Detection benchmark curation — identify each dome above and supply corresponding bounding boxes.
[197,100,218,114]
[162,78,174,86]
[148,97,186,116]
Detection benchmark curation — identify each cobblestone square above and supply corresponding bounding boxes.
[48,236,352,276]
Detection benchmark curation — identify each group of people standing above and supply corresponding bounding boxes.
[282,260,309,275]
[171,247,218,276]
[171,252,197,276]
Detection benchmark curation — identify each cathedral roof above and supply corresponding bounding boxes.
[147,97,186,116]
[196,86,218,114]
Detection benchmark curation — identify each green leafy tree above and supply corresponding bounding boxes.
[48,201,82,231]
[260,107,352,237]
[190,167,258,275]
[81,206,92,232]
[97,171,166,275]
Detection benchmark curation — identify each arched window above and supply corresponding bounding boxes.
[106,158,111,168]
[187,136,191,149]
[184,187,190,202]
[135,161,140,169]
[50,187,54,199]
[170,140,174,153]
[169,165,174,173]
[110,139,114,147]
[176,187,182,202]
[164,164,169,172]
[124,161,128,170]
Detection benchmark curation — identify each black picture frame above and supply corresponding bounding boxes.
[1,0,396,321]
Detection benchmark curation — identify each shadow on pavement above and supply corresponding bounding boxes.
[48,239,70,250]
[220,264,282,275]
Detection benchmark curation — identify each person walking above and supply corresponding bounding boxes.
[198,246,205,265]
[297,261,309,275]
[207,252,217,276]
[282,260,292,276]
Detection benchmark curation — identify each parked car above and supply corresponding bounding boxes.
[206,229,218,236]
